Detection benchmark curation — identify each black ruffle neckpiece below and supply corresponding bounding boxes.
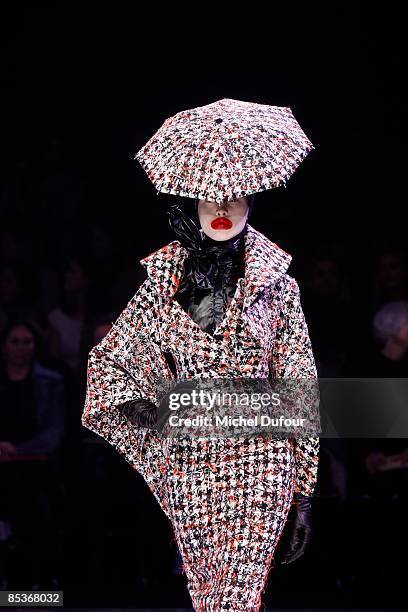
[166,202,247,290]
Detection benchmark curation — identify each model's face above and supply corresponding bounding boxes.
[197,198,249,241]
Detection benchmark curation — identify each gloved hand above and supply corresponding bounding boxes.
[155,379,198,436]
[275,492,313,565]
[118,380,197,433]
[118,397,158,429]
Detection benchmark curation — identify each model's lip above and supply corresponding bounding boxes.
[211,218,233,230]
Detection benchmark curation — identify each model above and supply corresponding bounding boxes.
[82,192,319,610]
[82,98,319,610]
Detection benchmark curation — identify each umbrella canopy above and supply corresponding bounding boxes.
[135,98,314,204]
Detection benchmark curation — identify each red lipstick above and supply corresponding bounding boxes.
[211,218,233,230]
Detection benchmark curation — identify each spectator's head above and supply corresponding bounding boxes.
[375,249,407,292]
[372,301,408,349]
[0,320,40,370]
[63,258,87,293]
[307,256,343,297]
[55,257,88,315]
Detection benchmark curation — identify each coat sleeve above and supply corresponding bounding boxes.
[270,275,320,497]
[81,276,168,471]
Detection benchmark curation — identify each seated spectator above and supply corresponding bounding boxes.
[0,320,66,589]
[347,301,408,499]
[0,320,66,457]
[369,300,408,377]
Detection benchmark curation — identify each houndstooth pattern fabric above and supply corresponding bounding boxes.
[161,437,296,610]
[135,98,314,204]
[82,223,319,610]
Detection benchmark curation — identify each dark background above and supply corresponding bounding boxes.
[1,3,404,251]
[0,2,406,610]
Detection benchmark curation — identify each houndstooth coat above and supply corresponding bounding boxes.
[82,223,319,504]
[82,223,320,609]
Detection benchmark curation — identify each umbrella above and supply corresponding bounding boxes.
[135,98,314,204]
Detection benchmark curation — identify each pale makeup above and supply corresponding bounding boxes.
[197,198,249,241]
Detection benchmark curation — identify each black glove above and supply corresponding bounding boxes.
[118,398,158,429]
[155,379,198,436]
[275,492,313,565]
[118,380,197,433]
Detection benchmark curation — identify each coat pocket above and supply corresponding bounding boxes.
[163,350,178,378]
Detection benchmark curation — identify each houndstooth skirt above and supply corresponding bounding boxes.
[139,432,296,611]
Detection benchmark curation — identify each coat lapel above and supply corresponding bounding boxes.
[241,225,292,309]
[139,224,292,310]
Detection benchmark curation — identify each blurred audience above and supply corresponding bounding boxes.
[0,320,66,456]
[0,320,67,589]
[347,301,408,503]
[371,247,408,312]
[302,254,353,376]
[369,300,408,376]
[47,258,88,374]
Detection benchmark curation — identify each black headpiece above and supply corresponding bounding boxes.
[166,194,256,253]
[165,195,256,289]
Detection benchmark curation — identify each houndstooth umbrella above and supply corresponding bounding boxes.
[135,98,314,204]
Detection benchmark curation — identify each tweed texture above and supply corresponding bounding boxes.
[82,223,319,610]
[135,98,314,203]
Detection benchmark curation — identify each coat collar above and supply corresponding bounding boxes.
[139,224,292,310]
